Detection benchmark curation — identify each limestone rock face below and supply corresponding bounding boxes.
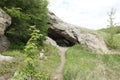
[0,36,10,52]
[0,8,11,53]
[48,11,108,53]
[45,36,58,47]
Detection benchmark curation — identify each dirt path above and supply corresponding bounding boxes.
[52,47,68,80]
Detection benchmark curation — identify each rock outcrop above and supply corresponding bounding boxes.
[45,36,58,47]
[48,11,108,53]
[0,54,13,61]
[0,8,11,53]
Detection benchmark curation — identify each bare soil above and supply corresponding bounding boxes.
[51,47,68,80]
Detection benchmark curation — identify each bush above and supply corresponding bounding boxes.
[11,26,50,80]
[100,26,120,35]
[111,34,120,49]
[99,26,120,50]
[0,0,49,43]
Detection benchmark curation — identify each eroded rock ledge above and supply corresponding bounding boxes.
[48,11,108,53]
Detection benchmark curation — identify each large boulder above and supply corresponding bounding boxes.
[0,8,11,53]
[45,36,58,47]
[48,11,108,53]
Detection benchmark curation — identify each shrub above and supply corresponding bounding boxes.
[99,26,120,50]
[11,26,49,80]
[0,0,49,43]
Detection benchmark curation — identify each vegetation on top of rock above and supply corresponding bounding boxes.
[100,26,120,34]
[48,11,108,53]
[99,26,120,50]
[0,0,49,43]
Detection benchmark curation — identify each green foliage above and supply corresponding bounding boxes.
[63,44,120,80]
[100,26,120,35]
[0,0,49,43]
[0,54,26,78]
[2,50,22,57]
[104,8,120,50]
[112,34,120,48]
[39,43,60,72]
[4,7,29,19]
[1,26,60,79]
[0,61,17,76]
[99,26,120,50]
[1,43,60,79]
[11,26,49,80]
[11,57,50,80]
[1,41,24,57]
[24,25,43,58]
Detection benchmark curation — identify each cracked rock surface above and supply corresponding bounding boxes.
[0,8,11,53]
[48,11,108,53]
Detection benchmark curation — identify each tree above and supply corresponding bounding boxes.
[0,0,49,42]
[107,8,116,27]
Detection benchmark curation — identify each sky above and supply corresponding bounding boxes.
[48,0,120,30]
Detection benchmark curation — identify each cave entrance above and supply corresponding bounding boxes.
[48,29,75,47]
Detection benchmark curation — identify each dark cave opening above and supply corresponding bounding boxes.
[48,28,75,47]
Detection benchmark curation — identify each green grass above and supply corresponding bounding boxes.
[0,43,60,79]
[0,54,26,78]
[63,44,120,80]
[98,27,120,51]
[38,44,61,74]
